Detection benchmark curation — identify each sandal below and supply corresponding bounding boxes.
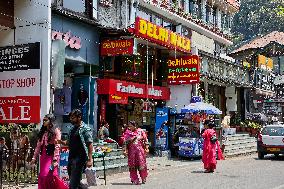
[142,179,146,184]
[204,170,211,173]
[131,180,140,185]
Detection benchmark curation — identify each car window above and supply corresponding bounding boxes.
[261,127,284,136]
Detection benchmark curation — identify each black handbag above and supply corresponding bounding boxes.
[45,144,55,156]
[210,135,218,144]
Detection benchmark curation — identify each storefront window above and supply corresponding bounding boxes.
[213,7,217,26]
[163,20,174,31]
[279,56,284,74]
[137,9,151,21]
[101,56,115,72]
[151,15,162,26]
[189,0,194,14]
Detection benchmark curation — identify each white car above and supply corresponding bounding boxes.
[257,124,284,159]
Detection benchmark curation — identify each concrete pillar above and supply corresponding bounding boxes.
[129,0,137,27]
[204,81,209,102]
[225,86,237,114]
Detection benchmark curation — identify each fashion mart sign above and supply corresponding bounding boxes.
[97,79,170,104]
[134,17,191,53]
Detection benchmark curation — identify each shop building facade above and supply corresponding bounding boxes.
[229,31,281,120]
[96,0,241,145]
[51,3,101,134]
[0,0,51,126]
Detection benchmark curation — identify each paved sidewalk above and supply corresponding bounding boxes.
[1,156,202,189]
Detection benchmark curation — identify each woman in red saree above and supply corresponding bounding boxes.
[123,121,149,185]
[202,121,224,173]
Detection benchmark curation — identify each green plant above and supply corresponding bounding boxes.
[248,121,262,130]
[240,121,247,128]
[230,113,242,126]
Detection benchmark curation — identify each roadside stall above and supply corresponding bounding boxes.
[175,97,222,158]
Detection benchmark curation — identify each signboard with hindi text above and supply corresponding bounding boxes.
[167,55,200,85]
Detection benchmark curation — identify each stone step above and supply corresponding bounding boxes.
[224,144,256,152]
[226,136,255,141]
[93,155,127,168]
[227,134,250,138]
[226,139,256,146]
[225,149,257,157]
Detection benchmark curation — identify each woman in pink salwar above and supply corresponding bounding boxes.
[30,114,61,189]
[123,121,149,185]
[202,121,224,173]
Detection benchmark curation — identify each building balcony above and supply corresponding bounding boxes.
[140,0,233,45]
[208,0,240,13]
[0,0,14,28]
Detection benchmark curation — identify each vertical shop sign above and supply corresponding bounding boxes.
[100,98,106,122]
[167,55,200,85]
[59,147,69,181]
[0,42,41,123]
[155,107,169,150]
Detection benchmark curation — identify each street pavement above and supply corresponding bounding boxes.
[3,154,284,189]
[95,154,284,189]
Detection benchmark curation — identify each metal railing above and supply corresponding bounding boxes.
[0,147,39,188]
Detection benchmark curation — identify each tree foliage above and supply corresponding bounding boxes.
[231,0,284,41]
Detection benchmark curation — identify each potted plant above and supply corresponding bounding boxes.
[240,121,247,132]
[250,122,262,137]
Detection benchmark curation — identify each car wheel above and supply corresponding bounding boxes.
[274,153,279,158]
[258,152,264,159]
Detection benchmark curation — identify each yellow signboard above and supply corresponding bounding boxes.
[258,54,273,71]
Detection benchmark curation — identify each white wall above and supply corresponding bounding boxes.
[191,31,215,54]
[0,0,51,119]
[225,86,237,113]
[167,85,193,113]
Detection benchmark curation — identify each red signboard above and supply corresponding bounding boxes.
[0,43,41,124]
[97,79,170,103]
[167,55,200,85]
[101,39,134,56]
[133,17,191,53]
[0,96,40,123]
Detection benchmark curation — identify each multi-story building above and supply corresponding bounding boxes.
[229,31,283,120]
[96,0,246,143]
[0,0,51,127]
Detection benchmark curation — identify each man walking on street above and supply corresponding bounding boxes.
[60,109,93,189]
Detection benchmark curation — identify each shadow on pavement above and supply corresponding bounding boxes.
[191,170,205,174]
[111,183,134,186]
[254,154,284,161]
